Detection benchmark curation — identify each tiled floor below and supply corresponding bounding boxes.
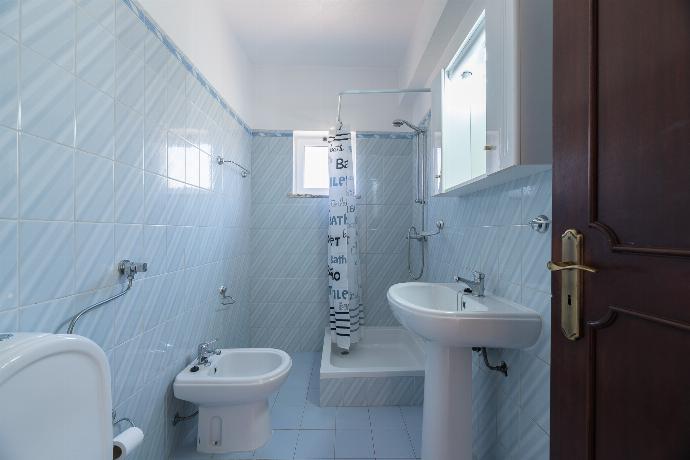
[173,352,422,460]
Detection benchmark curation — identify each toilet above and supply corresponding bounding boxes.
[0,333,113,460]
[174,348,292,453]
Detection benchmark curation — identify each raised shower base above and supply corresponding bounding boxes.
[319,327,425,406]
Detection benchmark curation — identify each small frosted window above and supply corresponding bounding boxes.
[292,131,356,196]
[303,145,329,189]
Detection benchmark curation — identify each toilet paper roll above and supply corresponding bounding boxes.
[113,427,144,459]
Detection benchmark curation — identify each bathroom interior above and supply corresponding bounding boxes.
[0,0,688,459]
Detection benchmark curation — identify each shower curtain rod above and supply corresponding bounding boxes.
[336,87,431,128]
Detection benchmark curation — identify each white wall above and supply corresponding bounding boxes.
[251,64,416,132]
[138,0,255,124]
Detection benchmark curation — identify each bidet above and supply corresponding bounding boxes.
[173,347,291,454]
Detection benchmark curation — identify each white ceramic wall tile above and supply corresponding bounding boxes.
[0,33,17,128]
[20,46,75,145]
[19,133,74,221]
[22,0,75,71]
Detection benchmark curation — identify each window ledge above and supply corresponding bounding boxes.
[287,193,362,199]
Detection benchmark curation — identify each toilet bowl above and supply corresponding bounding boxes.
[174,348,291,453]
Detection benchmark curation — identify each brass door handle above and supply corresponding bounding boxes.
[547,261,597,273]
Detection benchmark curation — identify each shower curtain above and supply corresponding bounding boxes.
[327,125,363,350]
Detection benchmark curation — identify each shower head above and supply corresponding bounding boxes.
[392,119,425,134]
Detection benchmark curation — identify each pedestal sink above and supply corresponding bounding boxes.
[387,282,541,460]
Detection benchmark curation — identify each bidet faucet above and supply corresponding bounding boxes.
[454,271,486,297]
[197,339,221,366]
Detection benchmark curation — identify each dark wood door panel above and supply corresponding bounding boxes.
[588,307,690,459]
[591,0,690,255]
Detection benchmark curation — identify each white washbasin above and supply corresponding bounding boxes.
[387,282,541,348]
[387,282,542,460]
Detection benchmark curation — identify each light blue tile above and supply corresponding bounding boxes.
[335,407,370,430]
[335,429,374,459]
[144,120,166,176]
[115,0,146,58]
[115,102,143,167]
[114,223,144,264]
[372,428,415,459]
[116,39,144,113]
[167,133,186,182]
[21,47,75,145]
[520,352,550,434]
[0,308,17,331]
[0,220,17,310]
[75,151,114,222]
[517,415,549,460]
[0,0,18,40]
[19,134,74,221]
[185,142,199,186]
[0,126,17,218]
[144,172,167,225]
[19,221,74,305]
[76,6,114,95]
[22,0,74,71]
[76,0,114,33]
[18,295,73,333]
[521,227,551,294]
[294,429,335,459]
[271,404,304,429]
[0,33,17,128]
[253,429,299,459]
[301,405,336,430]
[75,222,115,293]
[369,407,405,430]
[115,163,144,223]
[76,79,114,157]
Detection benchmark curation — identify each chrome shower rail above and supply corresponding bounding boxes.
[216,156,251,177]
[335,88,431,127]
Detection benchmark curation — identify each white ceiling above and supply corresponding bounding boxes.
[217,0,426,67]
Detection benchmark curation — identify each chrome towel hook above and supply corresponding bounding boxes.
[219,286,236,305]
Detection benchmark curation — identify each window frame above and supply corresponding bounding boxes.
[292,130,357,197]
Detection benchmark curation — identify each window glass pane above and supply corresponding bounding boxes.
[303,145,329,189]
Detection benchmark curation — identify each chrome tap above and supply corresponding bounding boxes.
[197,339,221,366]
[454,271,486,297]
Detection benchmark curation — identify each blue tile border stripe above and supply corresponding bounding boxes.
[122,0,252,134]
[252,130,415,139]
[123,0,423,139]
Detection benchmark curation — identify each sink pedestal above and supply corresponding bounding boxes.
[422,343,472,460]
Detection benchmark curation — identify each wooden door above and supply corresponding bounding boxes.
[552,0,690,459]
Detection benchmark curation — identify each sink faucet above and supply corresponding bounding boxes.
[454,271,485,297]
[197,339,221,366]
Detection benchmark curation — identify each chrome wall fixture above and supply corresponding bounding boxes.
[529,215,551,233]
[216,156,251,177]
[218,285,236,305]
[67,260,148,334]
